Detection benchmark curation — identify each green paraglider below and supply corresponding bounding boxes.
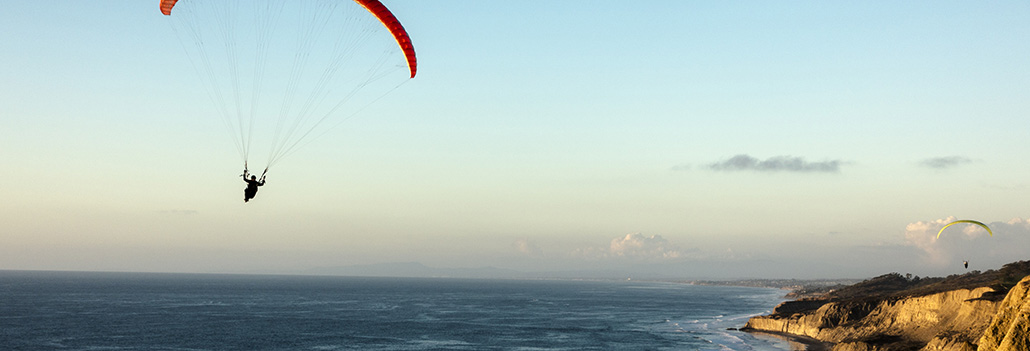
[937,220,992,239]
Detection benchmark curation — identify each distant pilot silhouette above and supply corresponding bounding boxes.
[242,170,266,203]
[964,260,969,269]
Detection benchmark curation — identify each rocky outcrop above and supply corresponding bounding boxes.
[977,275,1030,351]
[743,287,1002,351]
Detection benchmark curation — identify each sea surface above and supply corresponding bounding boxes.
[0,271,798,351]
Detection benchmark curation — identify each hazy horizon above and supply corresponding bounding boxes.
[3,1,1029,280]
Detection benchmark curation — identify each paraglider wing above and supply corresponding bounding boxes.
[159,0,417,172]
[159,0,177,16]
[159,0,415,78]
[937,220,993,239]
[353,0,417,78]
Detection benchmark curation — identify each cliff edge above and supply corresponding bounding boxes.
[742,261,1030,351]
[977,274,1030,351]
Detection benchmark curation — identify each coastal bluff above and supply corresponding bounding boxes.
[977,274,1030,351]
[741,262,1030,351]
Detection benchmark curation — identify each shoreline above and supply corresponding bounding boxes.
[740,328,833,351]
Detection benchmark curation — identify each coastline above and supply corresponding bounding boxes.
[741,329,833,351]
[732,288,834,351]
[700,280,838,351]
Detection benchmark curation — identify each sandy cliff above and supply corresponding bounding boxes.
[744,274,1030,351]
[977,275,1030,351]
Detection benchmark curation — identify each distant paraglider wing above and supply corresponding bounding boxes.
[937,220,993,239]
[159,0,416,78]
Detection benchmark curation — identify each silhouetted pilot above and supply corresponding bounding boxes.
[964,260,969,269]
[243,170,266,203]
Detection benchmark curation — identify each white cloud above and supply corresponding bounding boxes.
[572,233,686,261]
[610,233,682,258]
[511,238,542,257]
[904,217,955,266]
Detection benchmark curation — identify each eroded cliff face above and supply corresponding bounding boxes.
[744,287,1000,351]
[977,275,1030,351]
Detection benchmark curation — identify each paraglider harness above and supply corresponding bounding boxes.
[241,163,267,202]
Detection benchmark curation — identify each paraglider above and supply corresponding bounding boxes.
[159,0,417,200]
[242,168,266,203]
[936,220,993,239]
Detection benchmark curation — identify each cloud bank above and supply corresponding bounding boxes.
[904,216,1030,268]
[709,154,842,173]
[918,156,973,169]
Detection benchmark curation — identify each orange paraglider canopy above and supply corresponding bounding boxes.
[159,0,416,78]
[159,0,177,16]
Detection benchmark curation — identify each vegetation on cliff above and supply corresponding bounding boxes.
[780,261,1030,314]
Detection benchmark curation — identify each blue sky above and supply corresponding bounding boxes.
[2,1,1030,279]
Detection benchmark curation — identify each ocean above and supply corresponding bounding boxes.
[0,271,798,351]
